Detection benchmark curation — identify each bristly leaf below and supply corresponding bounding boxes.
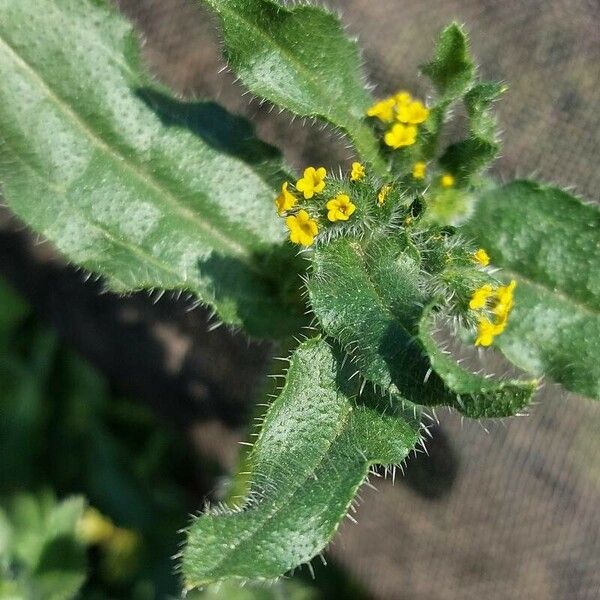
[199,0,386,172]
[439,81,505,184]
[307,236,536,416]
[420,23,475,159]
[462,181,600,399]
[464,82,506,138]
[182,337,420,587]
[419,305,537,418]
[421,23,475,102]
[0,0,305,338]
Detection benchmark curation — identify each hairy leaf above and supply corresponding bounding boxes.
[307,236,536,416]
[420,23,475,159]
[439,81,505,184]
[183,338,420,587]
[419,306,537,418]
[200,0,385,171]
[421,22,475,101]
[189,579,317,600]
[462,181,600,398]
[0,0,304,338]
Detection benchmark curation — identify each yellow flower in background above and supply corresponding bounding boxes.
[397,100,430,124]
[469,284,493,310]
[350,161,366,182]
[378,184,392,205]
[412,161,427,180]
[275,181,296,215]
[441,173,455,188]
[367,97,396,122]
[384,123,417,149]
[326,194,356,222]
[296,166,327,199]
[394,91,412,106]
[78,507,115,545]
[286,209,319,246]
[473,248,490,267]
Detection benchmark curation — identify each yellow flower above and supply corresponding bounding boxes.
[397,100,430,124]
[275,181,296,215]
[378,184,392,205]
[475,317,501,347]
[412,161,427,180]
[326,194,356,222]
[493,280,516,320]
[350,161,366,182]
[367,97,396,122]
[384,123,417,149]
[441,173,455,188]
[286,209,319,246]
[472,280,516,346]
[469,284,493,310]
[296,166,327,199]
[473,248,490,267]
[78,508,115,545]
[394,91,412,106]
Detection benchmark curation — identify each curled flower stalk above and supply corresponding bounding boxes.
[273,151,515,349]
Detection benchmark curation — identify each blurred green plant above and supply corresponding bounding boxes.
[0,279,194,598]
[0,0,598,592]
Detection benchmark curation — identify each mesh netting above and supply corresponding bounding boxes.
[115,1,600,598]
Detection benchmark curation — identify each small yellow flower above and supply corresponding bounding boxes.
[475,317,500,347]
[441,173,455,188]
[412,161,427,180]
[326,194,356,222]
[366,97,396,122]
[350,161,366,182]
[378,184,392,205]
[473,248,490,267]
[469,284,493,310]
[472,280,516,346]
[296,166,327,199]
[384,123,417,149]
[394,91,412,106]
[78,508,115,545]
[286,209,319,246]
[493,280,516,320]
[275,181,296,215]
[397,100,430,124]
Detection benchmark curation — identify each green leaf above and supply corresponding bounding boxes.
[189,579,317,600]
[438,82,505,184]
[307,235,535,416]
[0,0,304,338]
[1,493,87,600]
[182,338,420,587]
[420,23,475,159]
[200,0,385,172]
[421,23,475,101]
[464,82,506,138]
[0,278,29,336]
[462,181,600,398]
[419,305,537,418]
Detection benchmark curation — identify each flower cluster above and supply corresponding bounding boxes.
[367,91,429,150]
[274,163,371,247]
[468,265,516,346]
